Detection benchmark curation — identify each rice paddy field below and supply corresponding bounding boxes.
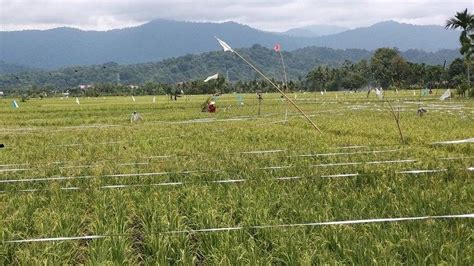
[0,90,473,264]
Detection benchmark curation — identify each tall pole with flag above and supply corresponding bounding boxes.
[274,43,288,86]
[215,37,322,133]
[274,43,290,124]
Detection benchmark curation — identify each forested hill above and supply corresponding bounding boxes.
[0,19,459,69]
[0,45,459,89]
[0,61,37,74]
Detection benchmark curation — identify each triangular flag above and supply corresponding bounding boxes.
[375,88,383,100]
[439,89,451,101]
[236,94,244,105]
[215,37,233,52]
[204,73,219,82]
[12,100,19,108]
[273,43,281,52]
[132,95,136,102]
[75,97,80,105]
[152,96,156,103]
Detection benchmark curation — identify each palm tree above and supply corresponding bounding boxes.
[445,8,473,89]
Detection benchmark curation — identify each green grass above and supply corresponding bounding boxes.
[0,90,473,264]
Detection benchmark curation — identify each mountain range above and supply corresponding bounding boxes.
[0,19,460,70]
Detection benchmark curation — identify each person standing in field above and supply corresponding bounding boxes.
[130,111,143,123]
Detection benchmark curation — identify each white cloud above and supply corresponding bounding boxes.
[0,0,471,31]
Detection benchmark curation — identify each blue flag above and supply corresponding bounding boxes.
[236,95,244,105]
[421,87,429,96]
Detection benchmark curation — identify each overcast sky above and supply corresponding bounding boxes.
[1,0,472,32]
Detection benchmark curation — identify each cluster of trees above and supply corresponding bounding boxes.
[305,48,472,93]
[445,8,473,89]
[7,48,471,99]
[0,45,460,91]
[4,47,472,98]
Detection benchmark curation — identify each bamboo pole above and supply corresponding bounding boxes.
[232,50,322,133]
[278,49,290,124]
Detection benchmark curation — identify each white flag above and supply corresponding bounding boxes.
[375,88,383,100]
[204,73,219,82]
[12,100,19,108]
[320,91,324,95]
[439,89,451,101]
[413,91,416,96]
[152,96,156,103]
[215,37,233,52]
[132,95,136,102]
[75,97,80,105]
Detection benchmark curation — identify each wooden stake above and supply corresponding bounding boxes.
[386,101,405,143]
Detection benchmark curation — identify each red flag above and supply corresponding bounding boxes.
[273,43,281,52]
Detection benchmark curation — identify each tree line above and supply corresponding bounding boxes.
[0,45,461,89]
[4,46,472,99]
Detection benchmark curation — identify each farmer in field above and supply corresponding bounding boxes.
[130,111,143,123]
[208,101,216,113]
[201,96,217,112]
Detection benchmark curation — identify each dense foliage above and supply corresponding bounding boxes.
[0,46,466,96]
[445,8,473,92]
[0,61,37,75]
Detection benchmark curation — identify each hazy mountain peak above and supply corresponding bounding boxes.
[283,24,349,37]
[373,20,400,26]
